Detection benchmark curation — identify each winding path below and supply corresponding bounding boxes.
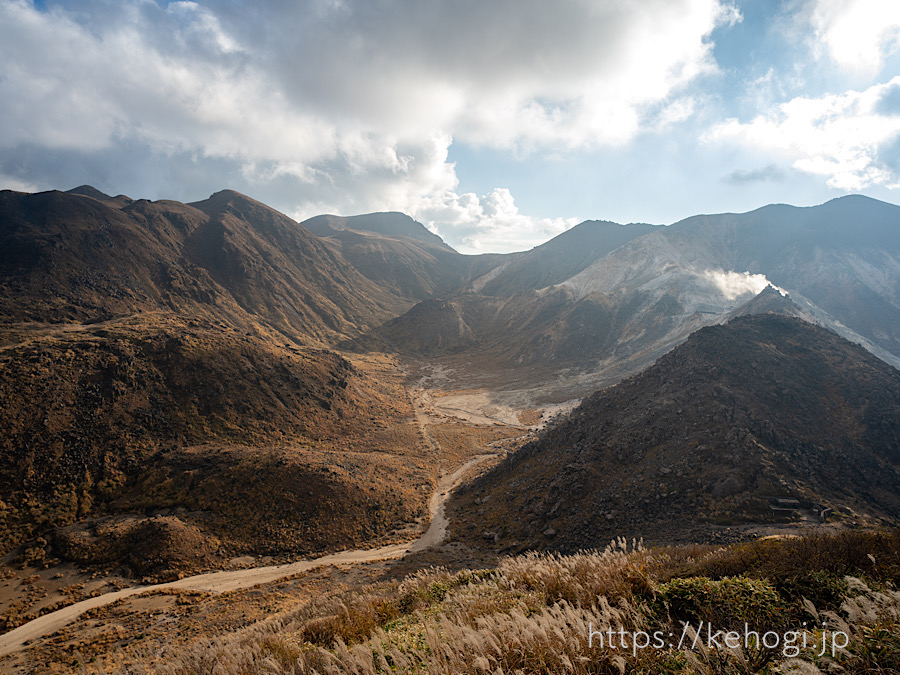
[0,449,495,658]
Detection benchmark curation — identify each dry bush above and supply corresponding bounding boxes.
[672,531,900,584]
[133,532,900,675]
[497,538,649,607]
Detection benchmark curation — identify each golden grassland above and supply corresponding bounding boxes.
[424,423,524,469]
[18,529,895,674]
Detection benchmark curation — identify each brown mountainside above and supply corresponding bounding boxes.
[0,315,429,572]
[0,187,462,572]
[451,314,900,551]
[302,212,513,302]
[301,211,454,251]
[0,188,411,342]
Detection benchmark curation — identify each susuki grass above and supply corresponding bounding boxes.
[124,531,900,674]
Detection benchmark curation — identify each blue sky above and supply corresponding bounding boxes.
[1,0,899,252]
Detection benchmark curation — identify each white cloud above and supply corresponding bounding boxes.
[0,0,737,251]
[0,174,42,193]
[651,97,698,131]
[415,188,579,254]
[807,0,900,77]
[706,77,900,190]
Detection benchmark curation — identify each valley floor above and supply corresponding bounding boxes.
[0,363,880,673]
[0,371,533,673]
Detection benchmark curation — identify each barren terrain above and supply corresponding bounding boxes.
[0,373,533,672]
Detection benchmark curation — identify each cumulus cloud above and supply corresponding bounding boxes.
[806,0,900,77]
[706,77,900,190]
[416,188,579,254]
[701,269,771,301]
[0,0,737,251]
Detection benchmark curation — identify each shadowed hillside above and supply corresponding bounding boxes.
[0,315,430,571]
[451,314,900,551]
[302,212,514,302]
[0,188,412,342]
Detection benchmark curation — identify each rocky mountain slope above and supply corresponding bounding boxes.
[301,212,513,303]
[0,187,413,343]
[368,195,900,401]
[3,185,898,571]
[564,195,900,362]
[301,212,454,250]
[0,315,431,573]
[0,188,475,570]
[450,314,900,551]
[477,219,658,296]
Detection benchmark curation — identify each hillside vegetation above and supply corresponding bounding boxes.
[122,530,900,674]
[0,188,413,341]
[0,314,429,574]
[450,314,900,552]
[0,188,490,572]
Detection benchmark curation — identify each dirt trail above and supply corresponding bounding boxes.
[0,403,495,658]
[408,453,495,553]
[0,541,413,657]
[411,387,440,454]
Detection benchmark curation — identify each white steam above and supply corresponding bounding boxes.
[701,269,772,301]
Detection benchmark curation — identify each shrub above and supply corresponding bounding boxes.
[654,576,790,632]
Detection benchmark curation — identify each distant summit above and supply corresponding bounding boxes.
[479,219,658,296]
[302,212,454,251]
[66,185,113,201]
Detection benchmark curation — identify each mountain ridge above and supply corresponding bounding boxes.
[450,314,900,551]
[372,193,900,401]
[0,188,416,341]
[301,211,455,252]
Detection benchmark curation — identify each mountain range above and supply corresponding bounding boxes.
[361,195,900,402]
[0,184,898,571]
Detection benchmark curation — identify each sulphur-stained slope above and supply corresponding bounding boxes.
[566,195,900,359]
[370,195,900,401]
[478,219,659,296]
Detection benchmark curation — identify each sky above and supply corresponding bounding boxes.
[1,0,899,253]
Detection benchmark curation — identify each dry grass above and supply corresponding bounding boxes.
[109,531,900,675]
[424,423,523,468]
[0,317,435,567]
[517,409,542,426]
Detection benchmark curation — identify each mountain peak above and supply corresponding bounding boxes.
[301,211,454,251]
[189,189,260,211]
[724,284,815,323]
[452,313,900,550]
[66,185,113,201]
[822,193,891,206]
